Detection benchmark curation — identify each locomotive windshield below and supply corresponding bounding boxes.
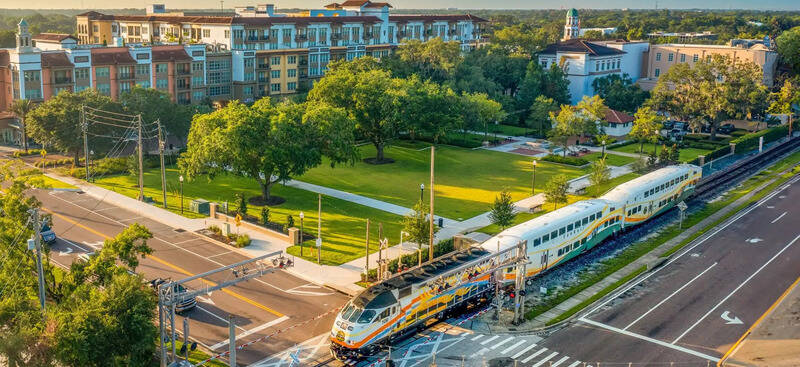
[340,303,378,323]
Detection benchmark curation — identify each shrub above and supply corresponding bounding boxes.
[208,225,222,236]
[607,140,636,149]
[730,123,796,153]
[286,215,295,229]
[235,193,247,216]
[12,149,43,158]
[540,154,589,166]
[235,234,251,248]
[260,207,270,225]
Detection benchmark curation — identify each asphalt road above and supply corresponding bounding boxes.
[538,173,800,365]
[36,189,349,366]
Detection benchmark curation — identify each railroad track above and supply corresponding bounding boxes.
[695,136,800,197]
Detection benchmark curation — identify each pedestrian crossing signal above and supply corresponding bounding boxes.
[509,291,516,299]
[519,289,527,296]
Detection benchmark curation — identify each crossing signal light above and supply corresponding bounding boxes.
[519,289,527,296]
[509,291,516,299]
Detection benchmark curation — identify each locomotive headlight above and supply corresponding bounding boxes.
[347,326,354,331]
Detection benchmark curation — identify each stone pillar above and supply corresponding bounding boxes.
[209,202,217,219]
[288,227,300,245]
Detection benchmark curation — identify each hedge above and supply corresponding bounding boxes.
[540,154,589,166]
[729,123,796,153]
[607,140,636,149]
[12,149,44,158]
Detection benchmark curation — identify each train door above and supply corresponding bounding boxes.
[540,251,549,271]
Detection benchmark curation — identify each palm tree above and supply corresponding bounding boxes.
[10,99,35,153]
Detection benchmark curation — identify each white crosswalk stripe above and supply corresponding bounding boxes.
[511,344,538,359]
[490,336,514,349]
[500,340,526,354]
[470,334,484,342]
[480,335,500,345]
[521,348,547,364]
[567,361,582,367]
[550,355,570,367]
[531,351,559,367]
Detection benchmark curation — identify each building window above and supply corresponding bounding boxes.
[208,85,230,96]
[118,66,133,79]
[24,89,41,99]
[203,29,211,38]
[271,70,281,79]
[288,55,297,64]
[655,52,661,61]
[156,79,168,89]
[136,80,151,88]
[668,53,674,62]
[680,54,686,62]
[270,83,281,92]
[136,64,150,77]
[192,76,204,86]
[287,82,296,91]
[95,67,110,78]
[287,69,296,78]
[270,56,280,65]
[243,86,253,95]
[654,68,660,77]
[192,62,203,72]
[693,54,699,62]
[97,83,111,95]
[120,82,132,93]
[93,24,98,32]
[75,85,89,92]
[224,30,230,39]
[155,63,167,73]
[193,90,204,100]
[244,58,254,68]
[23,71,40,82]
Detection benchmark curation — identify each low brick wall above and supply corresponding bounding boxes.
[210,211,294,244]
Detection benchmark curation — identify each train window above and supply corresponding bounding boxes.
[567,224,573,231]
[551,230,558,239]
[379,308,391,320]
[559,227,565,236]
[581,238,587,244]
[596,211,602,218]
[506,267,513,273]
[573,241,579,249]
[574,220,581,228]
[399,286,412,298]
[589,214,595,221]
[348,309,363,323]
[582,218,589,225]
[543,234,550,242]
[416,310,425,320]
[533,238,541,247]
[644,191,649,198]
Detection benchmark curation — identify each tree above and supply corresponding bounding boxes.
[658,144,671,165]
[591,74,649,113]
[119,86,194,141]
[308,67,398,163]
[489,189,516,231]
[588,158,610,190]
[388,38,463,83]
[575,95,606,138]
[10,99,35,153]
[768,80,799,133]
[180,99,358,202]
[394,76,463,144]
[776,26,800,74]
[630,106,663,153]
[583,30,605,40]
[548,105,579,156]
[25,89,123,164]
[461,92,506,140]
[669,144,680,163]
[235,192,248,216]
[544,174,570,209]
[527,95,559,137]
[402,200,437,263]
[544,63,572,105]
[491,24,550,57]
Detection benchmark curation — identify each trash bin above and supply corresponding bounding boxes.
[190,199,210,215]
[438,218,444,227]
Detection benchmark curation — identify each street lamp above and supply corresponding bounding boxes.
[601,140,606,159]
[89,150,94,182]
[531,160,538,195]
[419,183,424,202]
[178,175,184,214]
[299,211,304,257]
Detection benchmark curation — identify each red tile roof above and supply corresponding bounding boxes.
[340,0,370,6]
[33,33,77,42]
[90,47,136,65]
[41,52,74,68]
[365,2,392,8]
[604,109,634,124]
[152,45,192,62]
[389,14,488,23]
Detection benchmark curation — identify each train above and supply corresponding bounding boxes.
[330,164,702,360]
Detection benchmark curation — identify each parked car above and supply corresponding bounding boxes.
[673,122,687,131]
[662,120,675,130]
[149,278,197,313]
[718,124,735,134]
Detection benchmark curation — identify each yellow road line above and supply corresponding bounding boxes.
[717,274,800,366]
[43,207,284,317]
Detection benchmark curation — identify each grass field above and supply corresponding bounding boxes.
[582,152,637,167]
[300,143,587,220]
[94,168,404,265]
[610,143,711,163]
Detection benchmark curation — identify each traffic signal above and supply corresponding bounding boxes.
[508,291,516,299]
[519,289,527,296]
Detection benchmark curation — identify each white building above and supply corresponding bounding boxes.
[538,39,626,105]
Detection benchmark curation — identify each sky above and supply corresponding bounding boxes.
[2,0,799,10]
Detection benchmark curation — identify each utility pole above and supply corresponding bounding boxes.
[81,107,90,182]
[137,114,145,201]
[229,314,237,367]
[29,209,46,317]
[428,145,435,262]
[317,193,322,264]
[513,240,528,325]
[365,219,370,278]
[183,318,190,363]
[157,119,167,209]
[493,240,500,320]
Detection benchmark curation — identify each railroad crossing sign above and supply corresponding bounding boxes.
[40,149,47,158]
[677,201,687,211]
[234,214,242,227]
[288,345,301,367]
[677,201,688,229]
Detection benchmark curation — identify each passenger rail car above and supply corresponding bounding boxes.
[330,164,701,359]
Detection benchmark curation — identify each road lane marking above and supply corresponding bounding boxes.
[500,340,526,354]
[480,335,500,345]
[584,180,797,317]
[531,351,558,367]
[624,262,718,330]
[209,315,290,350]
[407,336,464,367]
[470,334,484,341]
[717,273,800,366]
[520,348,547,363]
[490,336,514,349]
[60,238,91,252]
[47,192,328,298]
[672,234,800,344]
[512,344,537,359]
[206,250,234,259]
[770,211,787,223]
[579,317,720,362]
[42,207,285,317]
[551,355,570,367]
[194,305,246,332]
[567,361,582,367]
[720,311,743,325]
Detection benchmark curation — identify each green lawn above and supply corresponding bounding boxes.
[490,123,530,137]
[95,168,404,266]
[582,152,637,167]
[299,143,587,220]
[610,143,711,163]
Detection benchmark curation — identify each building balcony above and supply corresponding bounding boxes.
[117,73,134,80]
[177,69,191,75]
[257,63,269,69]
[54,77,73,84]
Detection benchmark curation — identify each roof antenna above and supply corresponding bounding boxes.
[220,0,224,11]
